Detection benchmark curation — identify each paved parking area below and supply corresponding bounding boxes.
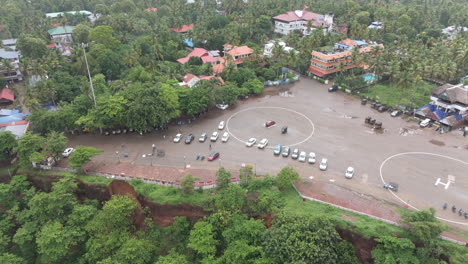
[67,77,468,228]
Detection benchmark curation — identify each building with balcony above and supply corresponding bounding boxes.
[223,44,253,64]
[0,43,22,82]
[273,9,333,36]
[308,39,383,78]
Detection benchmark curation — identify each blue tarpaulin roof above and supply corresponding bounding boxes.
[0,113,28,124]
[434,109,447,119]
[183,39,194,47]
[354,40,366,45]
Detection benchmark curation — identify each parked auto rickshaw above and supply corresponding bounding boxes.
[281,126,288,134]
[369,118,376,125]
[361,98,368,105]
[365,116,372,124]
[374,121,382,129]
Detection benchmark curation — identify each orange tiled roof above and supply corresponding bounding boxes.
[170,24,194,33]
[339,39,358,47]
[213,63,225,74]
[226,46,253,57]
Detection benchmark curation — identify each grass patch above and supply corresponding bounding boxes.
[128,178,211,207]
[361,81,435,108]
[78,175,113,186]
[282,187,405,238]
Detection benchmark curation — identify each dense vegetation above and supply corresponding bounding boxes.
[0,0,465,134]
[2,166,465,263]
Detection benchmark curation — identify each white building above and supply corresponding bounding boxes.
[442,25,468,40]
[431,83,467,114]
[368,21,383,29]
[273,10,333,36]
[0,41,22,82]
[263,40,298,57]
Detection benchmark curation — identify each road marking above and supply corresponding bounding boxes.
[379,152,468,225]
[435,175,456,190]
[226,106,315,147]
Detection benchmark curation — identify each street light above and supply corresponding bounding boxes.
[115,151,120,163]
[80,43,97,106]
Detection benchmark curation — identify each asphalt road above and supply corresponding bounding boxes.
[67,77,468,226]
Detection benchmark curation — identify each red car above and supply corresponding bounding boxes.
[265,120,276,127]
[207,152,220,161]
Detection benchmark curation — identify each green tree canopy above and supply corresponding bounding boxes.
[0,131,17,161]
[69,146,103,173]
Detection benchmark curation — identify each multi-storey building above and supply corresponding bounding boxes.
[308,39,383,78]
[273,9,333,36]
[0,39,22,82]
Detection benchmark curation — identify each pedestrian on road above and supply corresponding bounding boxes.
[209,144,212,150]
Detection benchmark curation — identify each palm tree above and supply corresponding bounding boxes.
[1,59,14,76]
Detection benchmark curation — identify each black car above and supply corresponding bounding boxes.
[185,133,194,144]
[328,85,338,92]
[377,105,388,112]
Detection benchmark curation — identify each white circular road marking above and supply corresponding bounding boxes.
[379,152,468,225]
[226,106,315,147]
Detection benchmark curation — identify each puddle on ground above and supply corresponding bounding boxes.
[429,139,445,146]
[399,127,420,136]
[262,86,292,97]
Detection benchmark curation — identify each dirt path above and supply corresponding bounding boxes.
[11,82,29,113]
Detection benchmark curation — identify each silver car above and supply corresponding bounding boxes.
[291,149,299,159]
[298,151,306,162]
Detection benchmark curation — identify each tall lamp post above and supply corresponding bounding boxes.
[80,43,97,106]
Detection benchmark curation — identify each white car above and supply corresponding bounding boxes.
[319,158,328,171]
[246,138,256,147]
[199,133,207,142]
[298,151,306,162]
[218,121,225,130]
[210,131,219,141]
[345,167,355,179]
[308,152,316,164]
[216,104,229,110]
[420,118,431,128]
[62,148,75,158]
[173,133,182,143]
[257,138,268,149]
[221,132,230,142]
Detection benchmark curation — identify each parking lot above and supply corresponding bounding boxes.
[67,77,468,227]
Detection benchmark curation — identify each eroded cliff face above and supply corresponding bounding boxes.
[8,173,390,263]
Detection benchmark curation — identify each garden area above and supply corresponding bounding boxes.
[359,81,436,109]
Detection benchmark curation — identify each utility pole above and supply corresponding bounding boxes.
[80,43,97,106]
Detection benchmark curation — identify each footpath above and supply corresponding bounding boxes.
[70,162,468,245]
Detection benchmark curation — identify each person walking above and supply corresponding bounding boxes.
[209,144,212,150]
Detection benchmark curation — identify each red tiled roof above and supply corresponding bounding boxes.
[0,88,14,102]
[177,48,208,64]
[273,10,323,22]
[201,56,218,63]
[226,46,253,57]
[145,7,157,12]
[182,73,198,83]
[339,39,358,47]
[0,120,27,127]
[170,24,194,33]
[47,43,57,48]
[213,63,225,74]
[199,75,225,85]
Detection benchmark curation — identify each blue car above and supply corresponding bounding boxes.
[273,144,282,155]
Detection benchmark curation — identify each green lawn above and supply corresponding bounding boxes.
[360,81,436,108]
[128,178,211,207]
